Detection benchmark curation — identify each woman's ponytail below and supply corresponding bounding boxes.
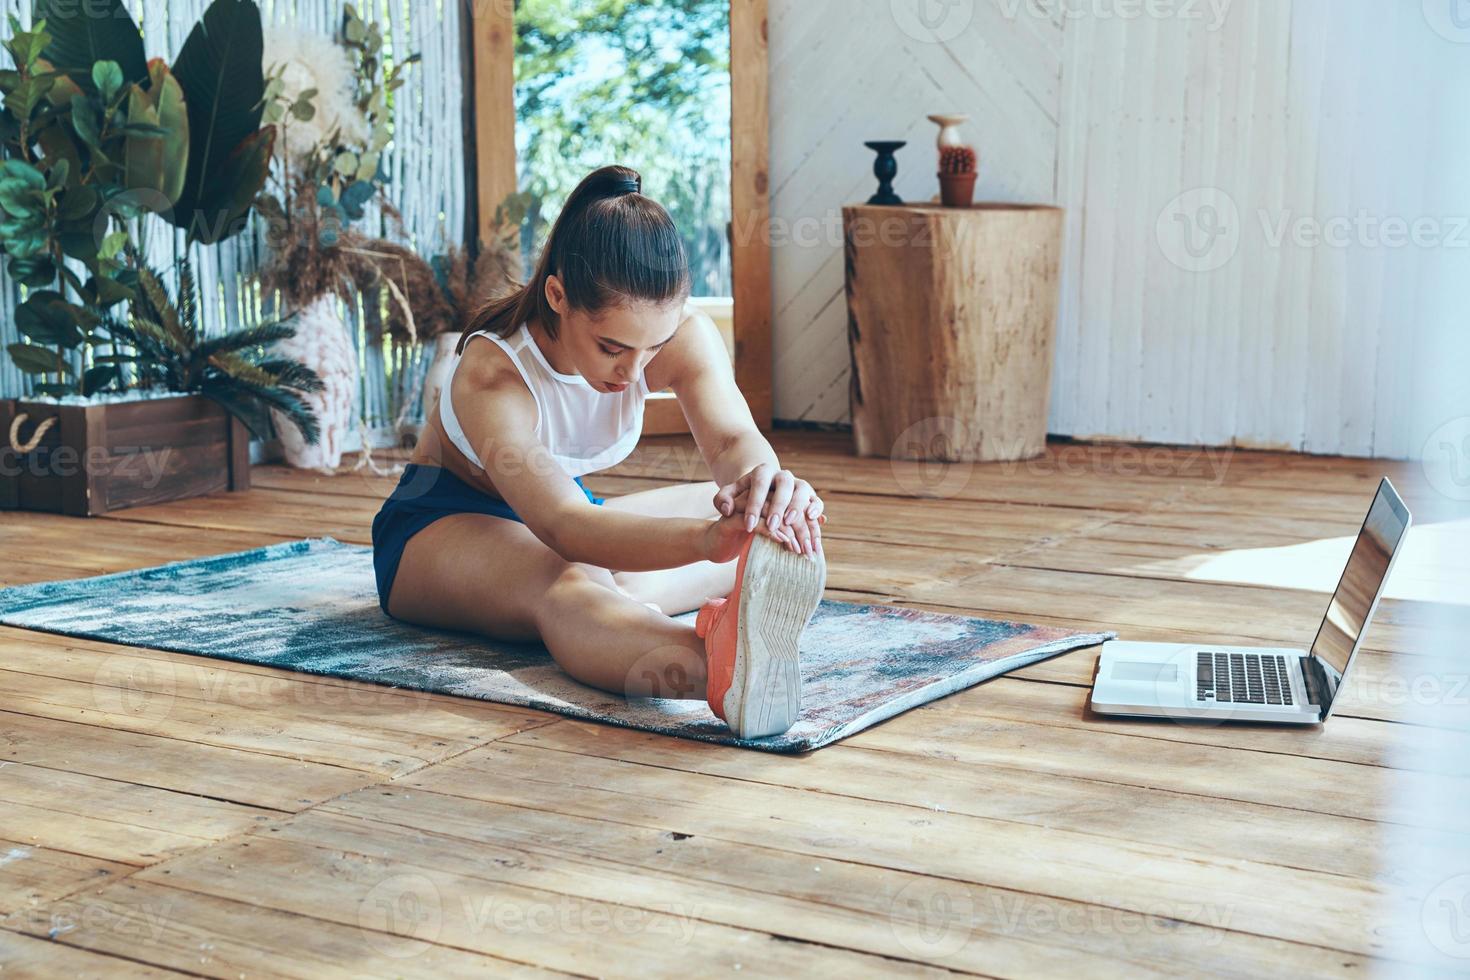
[458,165,689,354]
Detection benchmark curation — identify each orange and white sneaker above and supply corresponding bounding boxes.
[695,532,827,738]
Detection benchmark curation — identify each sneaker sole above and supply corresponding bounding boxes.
[725,534,827,738]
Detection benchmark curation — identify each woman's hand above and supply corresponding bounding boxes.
[711,463,825,558]
[700,507,816,564]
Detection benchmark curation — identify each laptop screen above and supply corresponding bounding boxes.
[1308,479,1412,680]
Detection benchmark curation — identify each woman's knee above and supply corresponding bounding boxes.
[537,559,619,619]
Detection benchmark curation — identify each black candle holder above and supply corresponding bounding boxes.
[865,141,906,205]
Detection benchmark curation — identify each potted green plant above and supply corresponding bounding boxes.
[0,0,322,515]
[0,0,277,391]
[2,251,323,515]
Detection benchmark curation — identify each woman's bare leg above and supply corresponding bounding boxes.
[386,512,707,700]
[602,480,738,614]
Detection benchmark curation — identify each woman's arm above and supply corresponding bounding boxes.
[656,307,826,556]
[454,358,718,572]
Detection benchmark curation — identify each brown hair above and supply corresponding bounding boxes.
[457,165,691,354]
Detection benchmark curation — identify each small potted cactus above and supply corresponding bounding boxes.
[938,145,978,207]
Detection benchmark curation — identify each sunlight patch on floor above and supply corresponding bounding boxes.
[1176,520,1469,606]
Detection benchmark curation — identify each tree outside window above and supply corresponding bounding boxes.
[513,0,732,299]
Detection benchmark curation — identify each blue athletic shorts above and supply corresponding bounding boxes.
[371,463,605,618]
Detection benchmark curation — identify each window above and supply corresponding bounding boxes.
[512,0,732,298]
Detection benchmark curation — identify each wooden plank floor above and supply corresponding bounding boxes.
[1,431,1464,977]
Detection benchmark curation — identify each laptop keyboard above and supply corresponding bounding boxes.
[1195,651,1294,705]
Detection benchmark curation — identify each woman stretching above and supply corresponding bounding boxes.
[371,165,828,738]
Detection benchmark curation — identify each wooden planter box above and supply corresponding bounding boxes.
[0,393,251,516]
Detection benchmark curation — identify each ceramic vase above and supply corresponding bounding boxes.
[927,113,970,149]
[269,292,359,472]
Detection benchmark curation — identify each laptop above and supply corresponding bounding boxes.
[1090,477,1412,725]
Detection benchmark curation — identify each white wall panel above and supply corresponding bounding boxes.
[769,0,1063,425]
[770,0,1469,458]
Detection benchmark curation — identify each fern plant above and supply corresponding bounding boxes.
[109,246,324,444]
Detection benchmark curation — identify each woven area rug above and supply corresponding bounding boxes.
[0,537,1113,752]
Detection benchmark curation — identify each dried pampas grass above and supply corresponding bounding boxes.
[342,237,455,345]
[257,176,527,349]
[434,228,523,338]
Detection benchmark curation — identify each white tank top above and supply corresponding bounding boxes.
[438,322,647,478]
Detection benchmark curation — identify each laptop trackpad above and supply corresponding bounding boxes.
[1113,661,1178,682]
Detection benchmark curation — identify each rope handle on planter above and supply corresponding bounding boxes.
[8,412,56,454]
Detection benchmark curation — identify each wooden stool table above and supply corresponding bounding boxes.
[841,203,1063,463]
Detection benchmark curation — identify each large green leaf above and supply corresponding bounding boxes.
[56,227,98,261]
[123,83,164,199]
[88,272,133,307]
[35,56,83,107]
[90,59,122,102]
[6,254,54,286]
[146,60,188,203]
[14,290,85,347]
[196,383,273,440]
[195,318,295,359]
[169,0,265,242]
[67,93,101,149]
[34,118,83,185]
[203,376,319,445]
[55,183,96,220]
[82,362,118,393]
[34,0,147,91]
[0,158,45,189]
[190,125,272,244]
[0,176,43,218]
[6,340,68,375]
